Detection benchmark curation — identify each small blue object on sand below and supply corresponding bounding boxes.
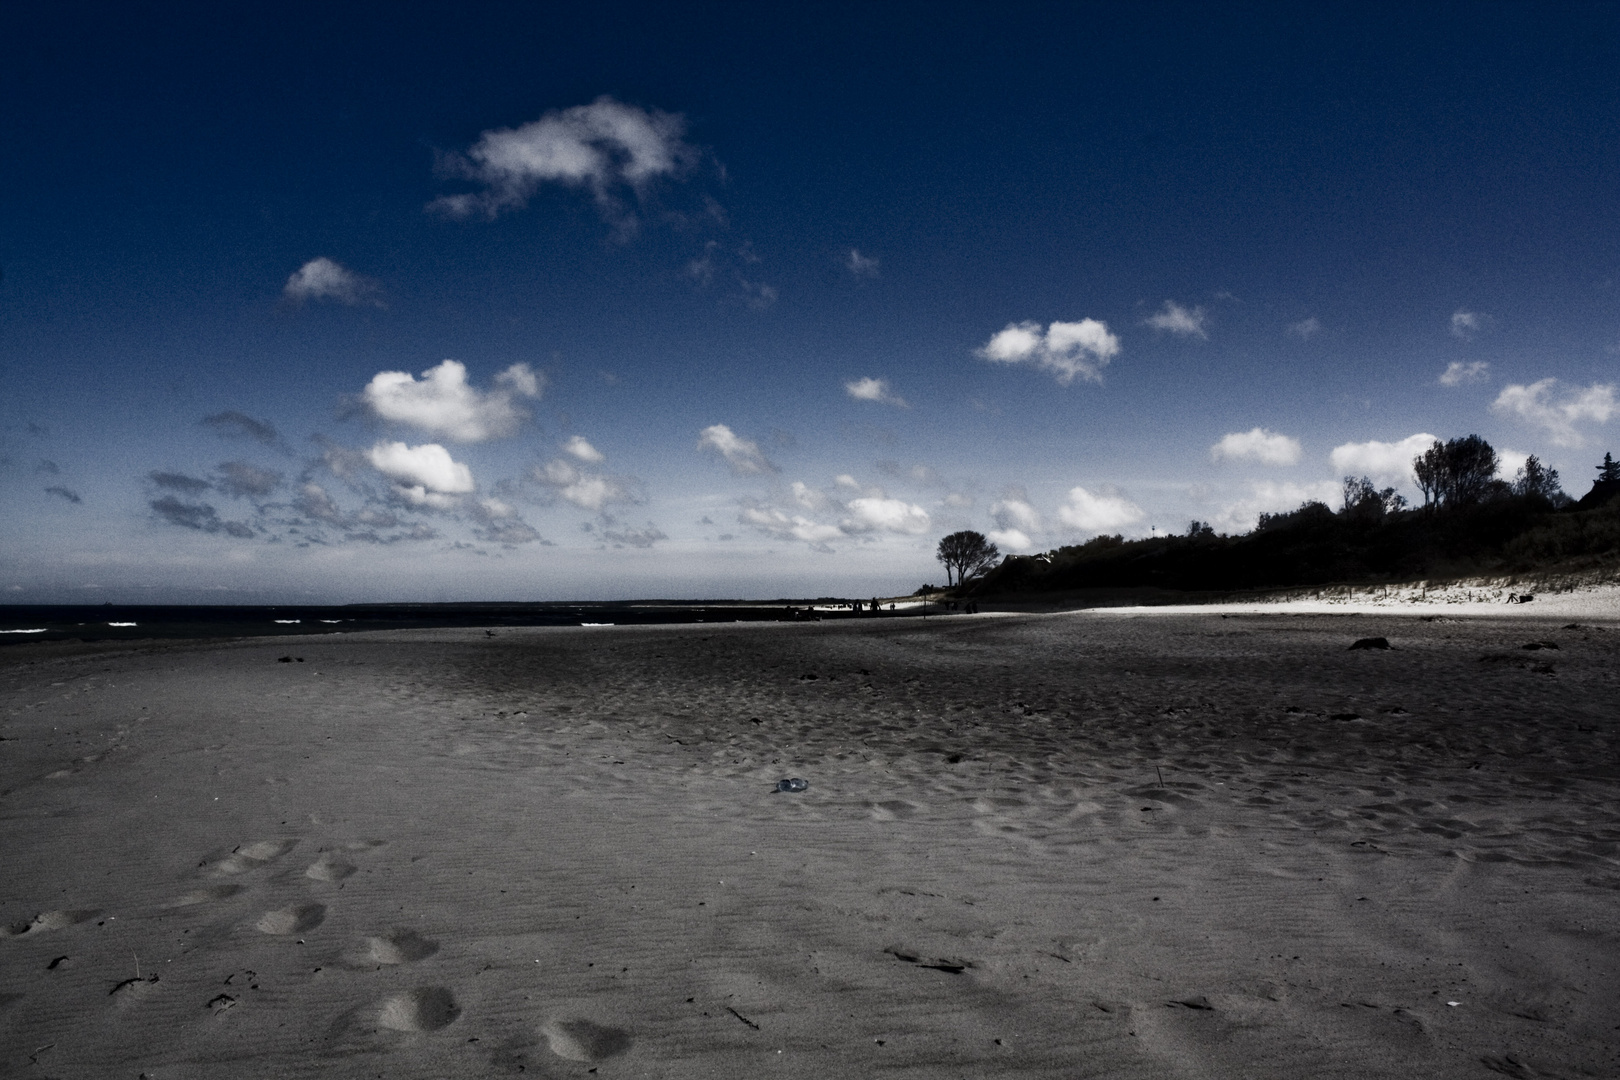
[775,777,809,792]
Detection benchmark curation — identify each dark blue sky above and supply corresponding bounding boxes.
[3,2,1617,601]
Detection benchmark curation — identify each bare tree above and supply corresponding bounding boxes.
[935,530,1000,587]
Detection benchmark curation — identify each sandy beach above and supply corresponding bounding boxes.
[3,605,1619,1078]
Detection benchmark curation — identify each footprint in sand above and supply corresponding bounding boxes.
[254,903,326,935]
[377,987,460,1031]
[1,910,99,938]
[541,1017,632,1062]
[305,855,357,882]
[356,929,439,965]
[164,884,243,908]
[210,839,299,876]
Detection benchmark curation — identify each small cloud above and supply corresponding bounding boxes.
[1450,309,1488,339]
[739,279,778,309]
[44,486,81,504]
[990,495,1041,534]
[148,470,211,495]
[429,96,696,233]
[1491,379,1617,446]
[987,528,1032,551]
[1210,428,1302,466]
[202,411,285,448]
[214,461,282,499]
[844,377,908,407]
[35,459,59,475]
[977,318,1120,385]
[846,249,880,278]
[1329,433,1440,492]
[282,257,383,308]
[361,360,543,442]
[1439,361,1490,386]
[563,435,605,463]
[367,441,476,508]
[1057,486,1144,534]
[1145,300,1208,339]
[1287,317,1321,340]
[697,424,776,474]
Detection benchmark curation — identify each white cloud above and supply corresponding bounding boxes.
[697,424,776,474]
[846,249,880,278]
[1057,487,1144,534]
[1329,433,1439,491]
[362,360,543,442]
[282,257,382,307]
[428,97,694,224]
[1451,309,1487,339]
[1439,361,1490,386]
[841,497,931,535]
[844,377,907,407]
[367,441,475,507]
[1287,316,1321,340]
[530,459,640,511]
[1491,379,1617,446]
[1210,427,1302,466]
[564,435,605,463]
[978,318,1120,384]
[790,481,829,511]
[738,504,845,546]
[1145,300,1208,339]
[834,474,860,489]
[990,496,1040,533]
[1496,448,1530,480]
[988,528,1033,551]
[1212,479,1343,534]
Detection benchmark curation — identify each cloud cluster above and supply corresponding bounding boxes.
[1439,361,1490,386]
[429,97,695,226]
[978,319,1121,384]
[1210,428,1302,466]
[844,377,907,407]
[1329,433,1439,492]
[362,360,543,442]
[528,458,643,512]
[282,257,383,308]
[735,472,932,553]
[1492,379,1616,446]
[1145,300,1208,339]
[698,424,776,474]
[202,411,286,449]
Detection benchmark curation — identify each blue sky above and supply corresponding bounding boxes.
[2,2,1617,602]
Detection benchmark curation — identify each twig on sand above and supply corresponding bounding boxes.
[1156,766,1165,789]
[727,1006,760,1030]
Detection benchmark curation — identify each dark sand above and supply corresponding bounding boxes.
[2,610,1618,1077]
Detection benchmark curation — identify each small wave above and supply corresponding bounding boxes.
[580,622,614,627]
[107,622,138,627]
[0,628,47,634]
[273,619,301,624]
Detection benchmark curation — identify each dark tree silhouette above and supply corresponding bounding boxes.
[1598,452,1620,483]
[935,530,1000,587]
[1412,435,1499,509]
[1512,455,1563,501]
[1341,476,1406,518]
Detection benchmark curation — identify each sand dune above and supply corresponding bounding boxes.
[2,608,1618,1076]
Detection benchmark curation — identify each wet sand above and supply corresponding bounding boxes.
[2,608,1618,1077]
